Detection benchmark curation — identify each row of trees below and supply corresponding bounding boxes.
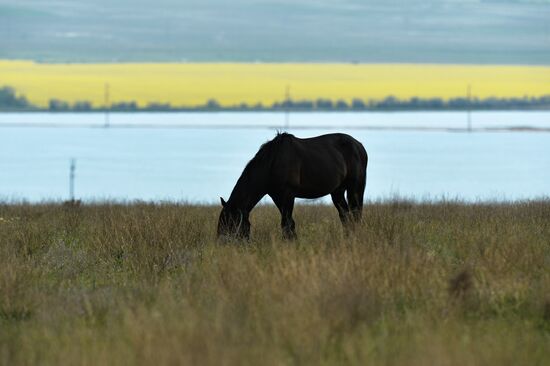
[271,96,550,110]
[0,86,31,109]
[2,86,550,112]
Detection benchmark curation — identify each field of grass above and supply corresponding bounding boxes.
[2,60,549,108]
[1,201,549,365]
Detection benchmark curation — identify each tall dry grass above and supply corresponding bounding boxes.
[0,201,549,365]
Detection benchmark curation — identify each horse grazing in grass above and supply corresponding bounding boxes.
[217,132,368,240]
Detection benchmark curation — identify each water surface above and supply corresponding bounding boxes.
[1,112,548,203]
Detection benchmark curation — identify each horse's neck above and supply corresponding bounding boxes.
[228,165,268,213]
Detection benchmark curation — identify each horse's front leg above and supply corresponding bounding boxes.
[270,192,297,240]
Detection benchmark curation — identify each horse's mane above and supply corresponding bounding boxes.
[242,132,293,175]
[227,132,294,205]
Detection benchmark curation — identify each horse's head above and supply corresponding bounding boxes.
[217,197,250,240]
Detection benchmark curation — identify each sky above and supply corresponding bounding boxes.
[0,0,549,63]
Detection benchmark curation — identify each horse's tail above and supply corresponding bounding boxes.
[354,138,368,186]
[346,136,368,216]
[357,140,368,168]
[347,136,368,168]
[357,138,368,187]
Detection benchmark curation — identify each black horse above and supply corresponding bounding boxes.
[217,132,368,240]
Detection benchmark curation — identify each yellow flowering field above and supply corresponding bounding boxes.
[1,60,548,107]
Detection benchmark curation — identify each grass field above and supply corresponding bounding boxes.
[1,201,549,365]
[2,60,549,108]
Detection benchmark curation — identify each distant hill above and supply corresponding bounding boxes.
[1,0,549,64]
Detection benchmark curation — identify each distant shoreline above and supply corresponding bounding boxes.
[2,83,549,113]
[1,122,548,133]
[2,108,550,113]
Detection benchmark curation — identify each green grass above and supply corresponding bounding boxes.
[1,201,549,365]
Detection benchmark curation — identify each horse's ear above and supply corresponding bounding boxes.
[220,197,227,207]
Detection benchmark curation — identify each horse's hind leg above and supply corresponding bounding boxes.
[331,187,351,227]
[270,192,297,240]
[347,172,366,223]
[347,191,363,223]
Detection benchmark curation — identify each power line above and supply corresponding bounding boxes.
[467,84,472,132]
[284,84,290,130]
[104,82,110,128]
[69,158,76,201]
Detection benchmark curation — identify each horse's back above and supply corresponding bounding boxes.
[289,132,367,181]
[295,133,367,167]
[266,133,367,198]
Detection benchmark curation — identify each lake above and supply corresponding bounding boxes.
[0,111,549,203]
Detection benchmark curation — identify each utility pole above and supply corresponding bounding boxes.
[467,84,472,132]
[284,84,290,130]
[69,158,76,201]
[104,82,110,128]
